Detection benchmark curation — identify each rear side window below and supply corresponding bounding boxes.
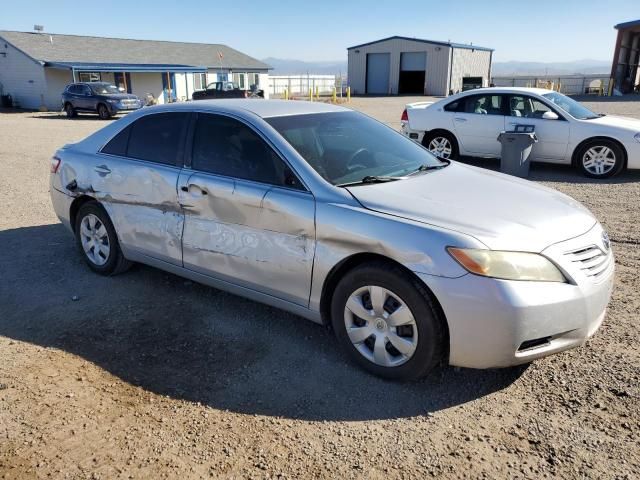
[126,113,189,165]
[101,126,131,156]
[462,94,504,115]
[443,100,460,112]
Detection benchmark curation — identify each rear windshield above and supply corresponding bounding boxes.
[266,111,442,185]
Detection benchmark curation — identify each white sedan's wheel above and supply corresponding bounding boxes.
[343,285,418,367]
[427,136,453,159]
[80,213,110,266]
[582,146,617,176]
[577,140,624,179]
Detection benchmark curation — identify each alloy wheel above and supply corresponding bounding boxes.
[80,213,110,266]
[427,136,453,159]
[582,146,617,176]
[343,285,418,367]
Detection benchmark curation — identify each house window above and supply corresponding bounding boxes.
[194,73,206,90]
[239,73,246,89]
[253,73,260,87]
[78,72,101,82]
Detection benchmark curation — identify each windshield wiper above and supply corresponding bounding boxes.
[410,160,450,175]
[337,175,404,187]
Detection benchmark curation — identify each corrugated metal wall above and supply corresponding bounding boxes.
[347,38,452,96]
[450,48,492,94]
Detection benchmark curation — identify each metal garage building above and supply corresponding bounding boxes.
[347,36,493,96]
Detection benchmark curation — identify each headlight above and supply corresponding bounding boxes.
[634,132,640,143]
[447,247,566,282]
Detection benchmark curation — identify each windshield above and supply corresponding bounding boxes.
[542,92,599,120]
[266,111,444,185]
[90,84,121,95]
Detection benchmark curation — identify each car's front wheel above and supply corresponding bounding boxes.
[576,139,624,179]
[331,262,446,380]
[422,131,458,160]
[75,202,131,275]
[97,103,111,120]
[64,103,77,118]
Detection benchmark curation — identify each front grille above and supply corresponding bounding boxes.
[564,245,611,279]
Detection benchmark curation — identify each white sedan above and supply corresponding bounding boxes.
[401,87,640,179]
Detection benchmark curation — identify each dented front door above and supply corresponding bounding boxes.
[179,172,316,307]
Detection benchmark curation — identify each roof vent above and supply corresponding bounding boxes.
[33,25,44,33]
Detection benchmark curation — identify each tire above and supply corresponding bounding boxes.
[64,103,77,118]
[575,139,625,179]
[74,202,131,275]
[97,103,111,120]
[330,262,446,380]
[422,131,459,160]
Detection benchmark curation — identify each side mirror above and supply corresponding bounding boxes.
[542,111,559,120]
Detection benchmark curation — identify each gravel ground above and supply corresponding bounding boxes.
[0,98,639,479]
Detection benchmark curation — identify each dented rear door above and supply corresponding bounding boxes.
[92,111,189,265]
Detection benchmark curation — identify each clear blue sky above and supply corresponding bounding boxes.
[2,0,638,62]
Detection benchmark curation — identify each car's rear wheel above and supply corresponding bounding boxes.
[576,139,624,179]
[97,103,111,120]
[75,202,131,275]
[331,262,446,380]
[64,103,77,118]
[422,131,458,160]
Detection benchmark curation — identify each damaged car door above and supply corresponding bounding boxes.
[96,111,189,265]
[178,112,315,306]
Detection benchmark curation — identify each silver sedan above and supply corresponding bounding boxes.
[49,100,614,379]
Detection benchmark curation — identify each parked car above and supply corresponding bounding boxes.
[401,87,640,179]
[192,81,264,100]
[49,100,614,380]
[62,82,142,119]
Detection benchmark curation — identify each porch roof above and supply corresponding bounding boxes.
[45,62,207,73]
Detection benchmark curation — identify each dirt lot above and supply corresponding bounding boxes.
[1,98,639,479]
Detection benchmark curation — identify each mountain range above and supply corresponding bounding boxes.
[262,57,611,77]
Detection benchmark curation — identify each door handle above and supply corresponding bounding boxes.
[454,117,467,122]
[181,184,208,195]
[94,165,111,175]
[509,122,520,126]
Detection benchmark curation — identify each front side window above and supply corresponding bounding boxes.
[191,114,303,189]
[125,113,189,165]
[462,95,504,115]
[508,95,555,119]
[266,111,444,186]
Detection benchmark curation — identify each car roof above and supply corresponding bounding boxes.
[460,87,553,95]
[151,99,350,118]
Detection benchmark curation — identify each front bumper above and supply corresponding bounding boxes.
[417,224,615,368]
[107,102,142,114]
[622,140,640,170]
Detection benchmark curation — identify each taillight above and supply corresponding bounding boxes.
[401,109,408,122]
[50,155,61,173]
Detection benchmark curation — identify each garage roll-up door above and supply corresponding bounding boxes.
[366,53,390,94]
[400,52,426,71]
[399,52,426,94]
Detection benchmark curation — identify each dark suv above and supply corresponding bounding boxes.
[62,82,142,119]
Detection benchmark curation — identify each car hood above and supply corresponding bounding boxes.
[346,162,596,252]
[585,114,640,131]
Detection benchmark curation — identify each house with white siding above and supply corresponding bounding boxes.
[0,30,271,110]
[347,36,493,96]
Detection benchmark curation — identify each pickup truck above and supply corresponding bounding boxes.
[192,81,264,100]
